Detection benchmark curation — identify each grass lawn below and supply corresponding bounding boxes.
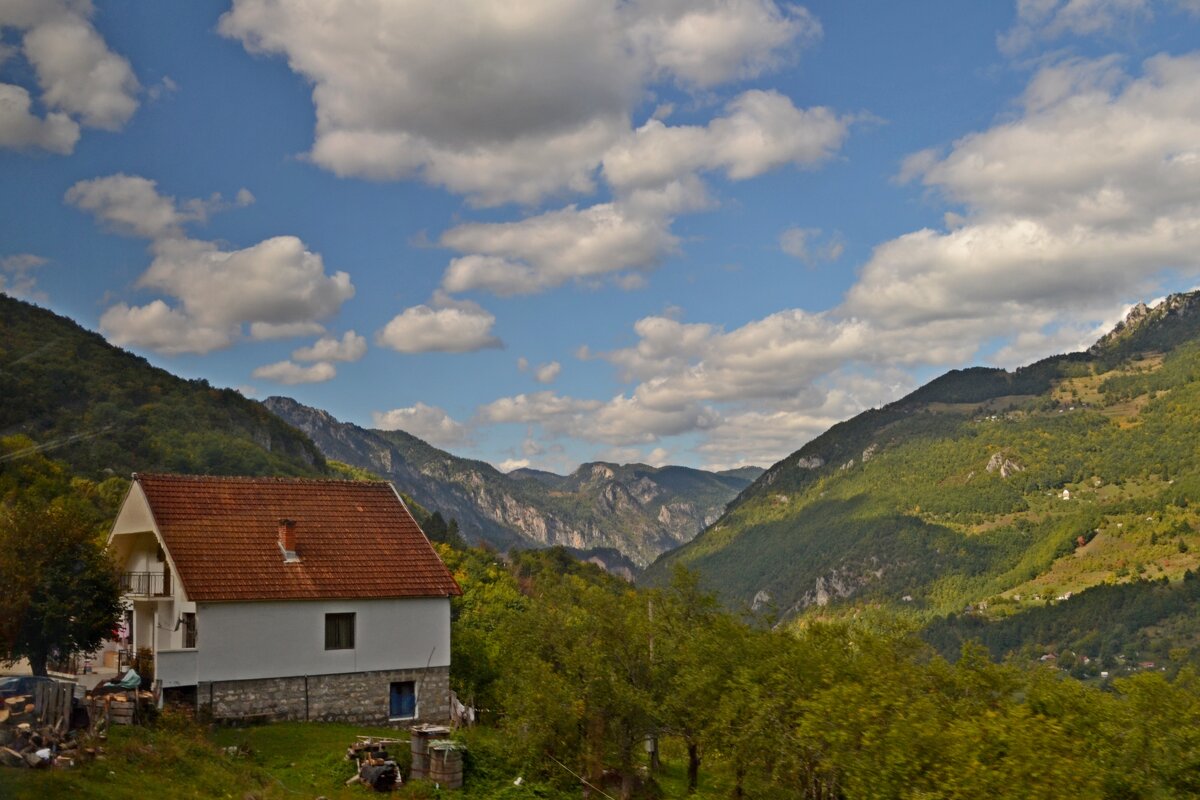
[0,715,735,799]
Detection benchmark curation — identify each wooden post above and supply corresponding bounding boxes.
[33,683,46,721]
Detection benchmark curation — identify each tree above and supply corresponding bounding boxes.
[652,567,740,793]
[501,576,656,799]
[0,501,122,676]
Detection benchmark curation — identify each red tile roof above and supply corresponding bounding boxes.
[133,473,461,602]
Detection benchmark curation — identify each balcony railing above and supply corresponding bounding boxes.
[121,571,171,597]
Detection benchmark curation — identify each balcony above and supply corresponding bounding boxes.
[121,571,171,597]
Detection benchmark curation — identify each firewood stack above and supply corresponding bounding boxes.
[0,690,98,770]
[345,736,404,791]
[85,690,156,726]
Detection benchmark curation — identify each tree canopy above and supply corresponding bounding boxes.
[0,500,122,676]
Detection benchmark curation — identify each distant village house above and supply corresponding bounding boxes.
[107,473,461,725]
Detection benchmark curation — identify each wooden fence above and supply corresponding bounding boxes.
[32,680,75,732]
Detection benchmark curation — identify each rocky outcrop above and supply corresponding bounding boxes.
[1090,291,1200,354]
[986,452,1024,478]
[792,564,884,611]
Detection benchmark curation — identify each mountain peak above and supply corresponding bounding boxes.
[1090,290,1200,355]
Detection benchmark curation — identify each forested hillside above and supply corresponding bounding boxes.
[646,292,1200,663]
[0,294,329,520]
[430,541,1200,799]
[265,396,759,568]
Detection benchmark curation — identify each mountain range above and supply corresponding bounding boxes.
[263,396,760,571]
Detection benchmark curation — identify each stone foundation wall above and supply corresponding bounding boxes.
[198,666,450,726]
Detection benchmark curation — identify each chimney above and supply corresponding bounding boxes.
[278,518,299,561]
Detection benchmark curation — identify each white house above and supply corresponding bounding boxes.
[107,473,461,725]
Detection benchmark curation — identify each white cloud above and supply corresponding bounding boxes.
[21,9,140,130]
[70,174,355,355]
[848,53,1200,328]
[496,458,531,473]
[579,394,720,444]
[476,391,602,425]
[779,226,844,264]
[65,174,257,241]
[249,321,327,340]
[476,389,718,446]
[146,74,179,103]
[1000,0,1151,54]
[135,236,353,342]
[604,311,892,406]
[0,252,47,299]
[441,197,685,296]
[293,331,367,362]
[534,361,561,384]
[376,295,502,353]
[373,402,471,448]
[252,360,337,385]
[0,253,46,272]
[66,174,193,239]
[100,300,238,355]
[0,83,79,153]
[630,0,821,88]
[0,0,139,153]
[603,90,849,191]
[779,227,817,261]
[219,0,822,205]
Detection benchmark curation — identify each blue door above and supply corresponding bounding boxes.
[390,681,415,718]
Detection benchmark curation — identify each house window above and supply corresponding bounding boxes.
[325,612,355,650]
[389,681,416,719]
[181,613,197,649]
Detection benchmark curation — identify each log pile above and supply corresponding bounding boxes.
[0,689,99,770]
[345,736,404,792]
[86,691,155,726]
[0,682,156,770]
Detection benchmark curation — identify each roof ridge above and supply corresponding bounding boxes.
[134,472,391,486]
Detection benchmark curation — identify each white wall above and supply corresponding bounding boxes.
[110,481,156,537]
[157,649,198,688]
[195,597,451,682]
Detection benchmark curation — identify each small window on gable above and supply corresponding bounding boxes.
[325,612,355,650]
[390,681,416,719]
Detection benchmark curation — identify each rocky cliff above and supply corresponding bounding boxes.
[263,396,761,568]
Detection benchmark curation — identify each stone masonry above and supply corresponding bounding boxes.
[197,666,450,726]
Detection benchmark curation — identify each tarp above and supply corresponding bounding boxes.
[114,669,140,689]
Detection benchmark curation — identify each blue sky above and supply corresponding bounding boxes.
[3,0,1200,473]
